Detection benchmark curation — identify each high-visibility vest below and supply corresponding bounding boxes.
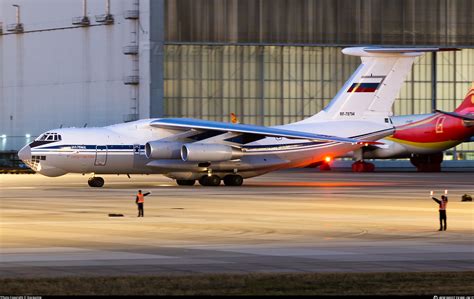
[137,193,144,203]
[439,200,447,211]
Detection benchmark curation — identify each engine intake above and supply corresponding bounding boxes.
[145,141,183,159]
[181,143,243,162]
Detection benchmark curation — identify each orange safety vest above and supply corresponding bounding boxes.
[137,193,145,203]
[439,200,447,211]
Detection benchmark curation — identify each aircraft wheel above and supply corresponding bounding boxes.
[176,179,195,186]
[199,175,221,186]
[198,176,207,186]
[319,162,332,171]
[410,153,443,172]
[351,161,375,172]
[223,175,243,186]
[88,177,104,187]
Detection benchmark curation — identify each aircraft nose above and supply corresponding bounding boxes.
[18,145,32,162]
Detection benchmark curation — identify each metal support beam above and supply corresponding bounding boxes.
[431,52,437,112]
[150,0,165,117]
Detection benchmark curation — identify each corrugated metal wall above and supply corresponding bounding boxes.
[165,0,474,46]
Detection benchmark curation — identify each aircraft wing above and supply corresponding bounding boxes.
[150,118,381,145]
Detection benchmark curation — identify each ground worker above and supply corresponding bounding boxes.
[431,191,448,231]
[135,190,150,217]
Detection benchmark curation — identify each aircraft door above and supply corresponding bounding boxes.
[94,145,108,166]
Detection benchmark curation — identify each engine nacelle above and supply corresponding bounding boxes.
[181,143,243,162]
[145,141,183,159]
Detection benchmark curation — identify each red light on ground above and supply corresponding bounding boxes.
[325,156,332,163]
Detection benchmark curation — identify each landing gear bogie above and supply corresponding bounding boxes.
[199,175,221,186]
[223,175,244,186]
[352,161,375,172]
[319,162,332,171]
[410,153,443,172]
[176,179,196,186]
[88,177,104,187]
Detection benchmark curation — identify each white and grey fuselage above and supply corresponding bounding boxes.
[19,119,392,180]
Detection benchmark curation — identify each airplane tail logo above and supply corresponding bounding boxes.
[454,82,474,113]
[347,77,385,93]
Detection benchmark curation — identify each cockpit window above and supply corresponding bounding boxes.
[35,132,62,142]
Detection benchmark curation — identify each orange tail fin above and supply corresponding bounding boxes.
[455,82,474,113]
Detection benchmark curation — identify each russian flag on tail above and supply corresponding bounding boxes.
[347,76,385,93]
[347,82,380,93]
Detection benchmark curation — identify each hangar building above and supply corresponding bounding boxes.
[1,0,473,167]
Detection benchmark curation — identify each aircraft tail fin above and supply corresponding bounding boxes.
[454,82,474,113]
[301,47,457,124]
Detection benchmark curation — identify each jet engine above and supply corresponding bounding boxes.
[181,143,243,162]
[145,141,183,159]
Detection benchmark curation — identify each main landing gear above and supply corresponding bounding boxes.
[319,162,332,171]
[199,175,221,186]
[351,148,375,172]
[176,179,196,186]
[88,176,104,187]
[223,175,244,186]
[409,153,443,172]
[351,160,375,172]
[186,174,243,187]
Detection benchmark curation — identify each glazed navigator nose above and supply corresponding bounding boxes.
[18,144,32,162]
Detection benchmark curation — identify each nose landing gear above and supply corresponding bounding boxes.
[88,176,104,187]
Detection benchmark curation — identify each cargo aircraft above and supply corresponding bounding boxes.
[18,47,441,187]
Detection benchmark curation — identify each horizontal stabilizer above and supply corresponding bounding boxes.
[435,110,474,121]
[343,47,459,57]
